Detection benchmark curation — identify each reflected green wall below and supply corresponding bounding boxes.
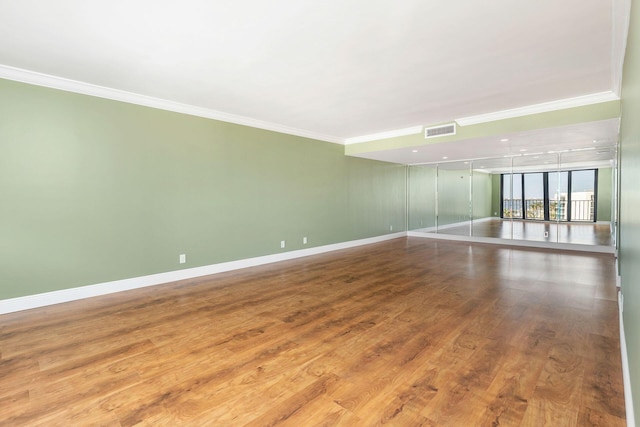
[437,169,471,226]
[0,79,406,300]
[491,174,502,216]
[597,167,613,222]
[408,166,493,229]
[472,172,493,220]
[620,0,640,419]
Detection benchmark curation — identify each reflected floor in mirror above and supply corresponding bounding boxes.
[423,219,613,246]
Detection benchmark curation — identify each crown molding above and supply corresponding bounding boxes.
[344,125,423,145]
[611,0,632,97]
[455,91,620,126]
[1,64,621,146]
[0,64,344,144]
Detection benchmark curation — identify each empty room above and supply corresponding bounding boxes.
[1,1,639,425]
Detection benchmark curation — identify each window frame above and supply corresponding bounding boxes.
[500,169,597,222]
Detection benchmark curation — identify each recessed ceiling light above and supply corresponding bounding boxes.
[500,138,509,142]
[519,149,527,152]
[463,161,469,164]
[442,156,448,159]
[412,149,418,153]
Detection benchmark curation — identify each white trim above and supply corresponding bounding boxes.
[2,64,620,147]
[619,290,636,427]
[407,230,615,254]
[472,168,492,175]
[455,92,620,126]
[484,160,615,174]
[0,64,344,145]
[0,232,405,315]
[611,0,632,96]
[344,126,423,145]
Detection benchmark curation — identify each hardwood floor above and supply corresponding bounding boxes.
[431,219,613,246]
[0,238,625,426]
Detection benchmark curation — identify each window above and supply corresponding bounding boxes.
[524,173,544,220]
[501,169,597,222]
[570,170,597,221]
[548,171,569,221]
[502,173,522,218]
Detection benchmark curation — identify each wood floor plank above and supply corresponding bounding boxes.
[479,343,547,426]
[0,237,626,426]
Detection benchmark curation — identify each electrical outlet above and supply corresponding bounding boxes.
[303,237,308,244]
[544,231,549,238]
[389,225,393,231]
[179,254,186,264]
[280,240,285,249]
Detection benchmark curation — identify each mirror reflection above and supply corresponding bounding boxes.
[408,152,616,251]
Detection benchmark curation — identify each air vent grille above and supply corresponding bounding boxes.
[425,123,456,139]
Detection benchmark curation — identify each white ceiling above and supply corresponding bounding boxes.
[0,0,630,164]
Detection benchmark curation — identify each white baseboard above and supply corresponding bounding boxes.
[619,290,636,427]
[0,232,406,315]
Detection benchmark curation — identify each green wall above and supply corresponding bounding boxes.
[620,0,640,419]
[0,78,406,300]
[346,102,620,156]
[408,166,437,230]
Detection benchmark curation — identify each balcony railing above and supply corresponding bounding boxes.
[503,198,594,221]
[571,199,595,221]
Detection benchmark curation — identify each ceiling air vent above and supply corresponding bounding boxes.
[425,123,456,139]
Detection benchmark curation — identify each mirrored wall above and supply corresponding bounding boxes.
[408,152,617,249]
